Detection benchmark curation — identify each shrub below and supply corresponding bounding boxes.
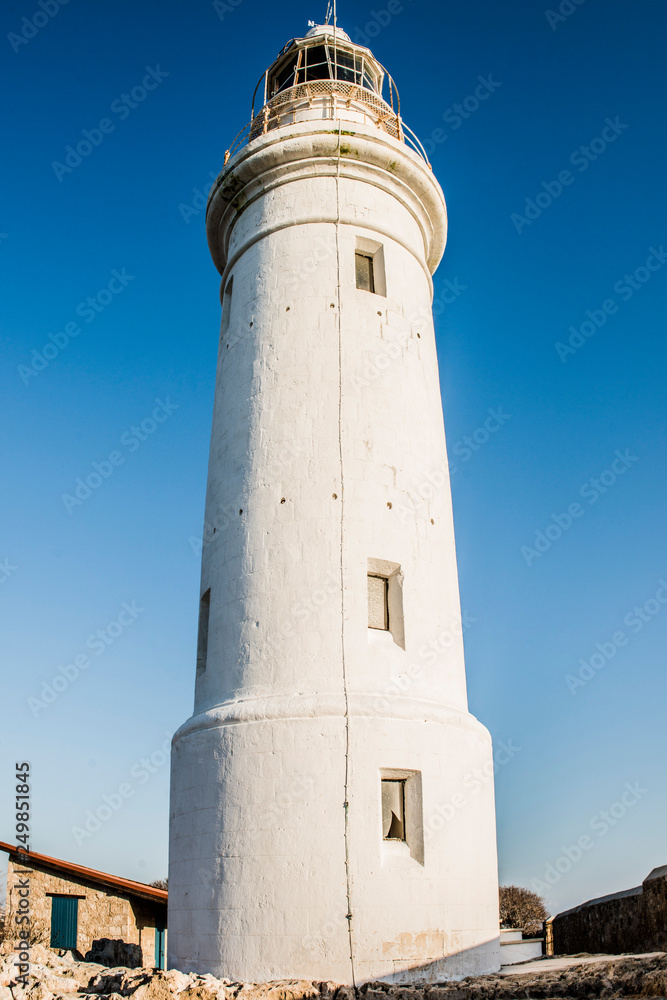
[499,885,548,935]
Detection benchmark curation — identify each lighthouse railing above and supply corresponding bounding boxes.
[224,81,431,168]
[400,121,432,168]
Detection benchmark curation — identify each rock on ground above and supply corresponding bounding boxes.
[1,950,667,1000]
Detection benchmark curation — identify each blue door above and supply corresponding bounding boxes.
[50,896,78,950]
[155,921,165,969]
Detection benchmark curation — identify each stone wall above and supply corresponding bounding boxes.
[5,858,164,967]
[551,865,667,955]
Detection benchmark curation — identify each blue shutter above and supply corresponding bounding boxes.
[50,896,78,949]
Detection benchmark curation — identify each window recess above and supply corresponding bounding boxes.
[355,252,375,293]
[380,769,424,864]
[368,574,388,630]
[367,558,404,648]
[196,589,211,674]
[355,237,386,296]
[382,778,406,840]
[221,277,233,342]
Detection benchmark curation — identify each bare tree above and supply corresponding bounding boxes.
[150,878,168,890]
[499,885,548,936]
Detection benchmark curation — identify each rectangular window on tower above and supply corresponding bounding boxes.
[196,589,211,674]
[355,236,386,295]
[380,769,424,864]
[381,779,406,841]
[221,277,233,342]
[367,574,389,630]
[367,558,404,647]
[355,251,375,293]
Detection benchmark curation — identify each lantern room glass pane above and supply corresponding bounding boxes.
[275,60,298,92]
[273,44,380,94]
[333,50,358,84]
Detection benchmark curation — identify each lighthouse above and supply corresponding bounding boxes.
[168,22,500,984]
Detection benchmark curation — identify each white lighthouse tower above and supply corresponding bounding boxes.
[169,21,500,984]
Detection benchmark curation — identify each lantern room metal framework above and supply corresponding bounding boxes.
[225,25,430,164]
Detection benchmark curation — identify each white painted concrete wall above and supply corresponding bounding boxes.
[500,929,544,965]
[169,105,500,984]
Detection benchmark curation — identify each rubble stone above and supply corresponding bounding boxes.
[2,950,667,1000]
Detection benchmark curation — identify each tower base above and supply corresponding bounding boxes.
[168,698,500,983]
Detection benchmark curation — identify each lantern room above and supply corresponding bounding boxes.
[268,24,383,96]
[225,23,430,163]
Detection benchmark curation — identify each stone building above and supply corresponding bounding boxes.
[169,18,499,986]
[550,864,667,956]
[1,842,167,968]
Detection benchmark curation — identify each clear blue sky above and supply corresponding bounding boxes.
[1,0,666,918]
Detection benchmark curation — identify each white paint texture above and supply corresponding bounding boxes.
[169,40,500,984]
